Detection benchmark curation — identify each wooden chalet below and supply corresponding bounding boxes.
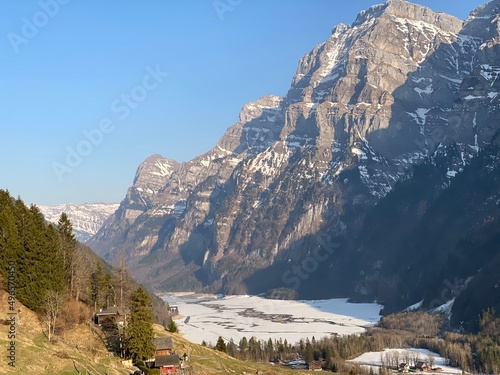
[415,361,430,372]
[155,354,180,375]
[308,360,323,371]
[94,307,128,326]
[154,337,174,356]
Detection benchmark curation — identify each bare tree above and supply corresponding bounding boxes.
[410,352,420,367]
[394,351,400,368]
[403,351,411,367]
[427,353,435,369]
[73,249,90,302]
[385,352,392,368]
[41,290,64,341]
[114,252,132,310]
[380,353,386,369]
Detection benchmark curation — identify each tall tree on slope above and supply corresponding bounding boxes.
[125,286,156,361]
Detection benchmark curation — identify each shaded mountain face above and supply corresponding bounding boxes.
[89,0,500,325]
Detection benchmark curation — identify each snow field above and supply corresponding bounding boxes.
[162,294,382,346]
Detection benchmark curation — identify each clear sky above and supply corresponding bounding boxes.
[0,0,487,205]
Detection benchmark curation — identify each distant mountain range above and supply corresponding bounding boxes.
[39,202,119,242]
[87,0,500,327]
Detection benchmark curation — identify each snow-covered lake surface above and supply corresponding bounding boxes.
[161,293,382,346]
[350,348,463,374]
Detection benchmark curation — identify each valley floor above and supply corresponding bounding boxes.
[162,293,382,345]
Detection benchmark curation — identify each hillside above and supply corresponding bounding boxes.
[0,289,130,375]
[155,328,310,375]
[0,288,310,375]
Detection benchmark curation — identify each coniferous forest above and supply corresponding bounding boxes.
[0,189,169,355]
[213,311,500,374]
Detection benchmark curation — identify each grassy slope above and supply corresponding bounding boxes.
[0,289,131,375]
[0,290,309,375]
[156,326,310,375]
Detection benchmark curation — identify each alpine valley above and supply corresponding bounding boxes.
[89,0,500,328]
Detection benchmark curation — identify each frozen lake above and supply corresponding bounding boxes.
[161,293,382,346]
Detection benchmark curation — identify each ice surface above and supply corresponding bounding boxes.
[162,294,382,345]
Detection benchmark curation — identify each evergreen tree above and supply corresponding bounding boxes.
[57,213,78,299]
[125,286,155,361]
[266,337,274,360]
[90,262,105,311]
[0,191,21,278]
[167,319,178,333]
[227,339,238,358]
[215,336,227,353]
[304,341,314,364]
[239,336,248,360]
[14,203,65,309]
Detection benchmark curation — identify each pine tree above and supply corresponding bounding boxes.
[239,337,248,360]
[215,336,227,353]
[167,319,178,333]
[0,191,22,278]
[57,213,77,298]
[125,286,155,361]
[90,262,105,311]
[304,341,314,364]
[227,339,238,358]
[14,203,65,309]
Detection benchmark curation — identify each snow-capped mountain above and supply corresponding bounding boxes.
[88,0,500,326]
[39,202,119,242]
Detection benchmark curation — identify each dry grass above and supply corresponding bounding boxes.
[154,325,311,375]
[1,289,311,374]
[0,289,130,375]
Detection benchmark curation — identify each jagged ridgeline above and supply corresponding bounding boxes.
[89,0,500,326]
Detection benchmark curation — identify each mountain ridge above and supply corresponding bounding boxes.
[39,202,119,242]
[88,0,500,326]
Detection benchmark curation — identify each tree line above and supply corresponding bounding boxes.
[210,309,500,374]
[0,189,169,361]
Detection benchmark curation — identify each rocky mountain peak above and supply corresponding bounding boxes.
[133,154,178,187]
[115,154,180,225]
[88,1,500,324]
[352,0,462,32]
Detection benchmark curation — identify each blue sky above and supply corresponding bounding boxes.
[0,0,486,205]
